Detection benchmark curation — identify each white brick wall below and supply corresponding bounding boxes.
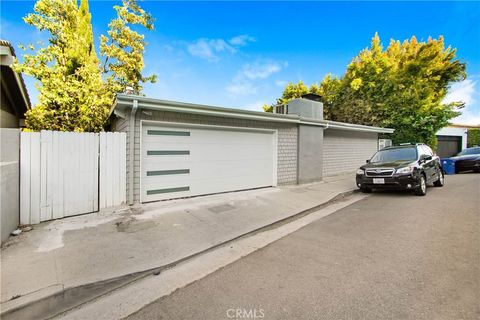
[277,126,298,184]
[115,110,298,203]
[323,129,378,177]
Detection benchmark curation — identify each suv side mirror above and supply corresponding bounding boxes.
[366,159,370,163]
[420,155,432,162]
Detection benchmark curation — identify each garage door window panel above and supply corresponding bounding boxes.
[146,169,190,176]
[147,130,190,136]
[147,150,190,155]
[147,186,190,195]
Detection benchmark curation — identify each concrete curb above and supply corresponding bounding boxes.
[1,189,358,320]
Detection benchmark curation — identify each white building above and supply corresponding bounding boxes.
[436,126,468,158]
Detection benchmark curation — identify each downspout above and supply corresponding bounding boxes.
[129,99,138,205]
[321,122,328,182]
[294,101,299,185]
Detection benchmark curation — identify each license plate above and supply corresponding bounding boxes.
[373,178,385,184]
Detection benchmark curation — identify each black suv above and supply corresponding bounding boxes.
[356,143,444,196]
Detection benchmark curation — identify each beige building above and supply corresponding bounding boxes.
[1,39,30,128]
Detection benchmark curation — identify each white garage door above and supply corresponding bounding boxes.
[141,123,277,202]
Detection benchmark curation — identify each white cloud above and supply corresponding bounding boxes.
[241,62,283,80]
[226,82,258,96]
[187,34,255,62]
[444,79,476,105]
[275,80,288,87]
[187,38,236,62]
[226,59,288,98]
[452,109,480,125]
[242,100,268,112]
[445,79,480,125]
[229,35,255,46]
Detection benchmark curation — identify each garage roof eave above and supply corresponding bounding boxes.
[113,94,394,133]
[114,94,300,124]
[322,120,395,134]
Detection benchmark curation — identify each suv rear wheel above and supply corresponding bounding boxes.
[415,174,427,196]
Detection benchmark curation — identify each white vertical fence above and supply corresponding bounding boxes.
[99,132,126,210]
[20,131,126,224]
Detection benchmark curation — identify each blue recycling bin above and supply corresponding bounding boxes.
[441,158,456,175]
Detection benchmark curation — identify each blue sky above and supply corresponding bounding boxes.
[1,1,479,124]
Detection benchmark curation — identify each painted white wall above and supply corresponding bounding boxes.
[1,129,20,243]
[436,127,468,150]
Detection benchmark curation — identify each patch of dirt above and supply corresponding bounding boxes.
[208,204,235,214]
[1,233,26,249]
[114,214,161,233]
[115,216,137,232]
[130,206,145,215]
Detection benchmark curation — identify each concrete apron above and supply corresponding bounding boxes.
[1,175,357,320]
[61,194,368,320]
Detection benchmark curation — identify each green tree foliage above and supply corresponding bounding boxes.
[277,81,310,104]
[316,74,341,120]
[467,128,480,147]
[333,33,466,148]
[15,0,108,132]
[14,0,155,132]
[263,81,320,113]
[100,0,156,94]
[269,33,466,149]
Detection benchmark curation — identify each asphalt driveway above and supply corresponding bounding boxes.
[128,173,480,320]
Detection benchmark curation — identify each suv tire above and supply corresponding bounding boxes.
[433,169,444,187]
[415,174,427,196]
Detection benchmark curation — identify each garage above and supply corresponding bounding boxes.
[437,135,462,158]
[436,126,468,158]
[112,94,393,204]
[141,122,277,202]
[323,128,380,177]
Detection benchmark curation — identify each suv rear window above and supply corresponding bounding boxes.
[370,147,418,163]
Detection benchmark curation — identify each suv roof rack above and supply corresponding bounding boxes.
[398,142,425,146]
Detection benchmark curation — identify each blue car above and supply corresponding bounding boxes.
[451,147,480,173]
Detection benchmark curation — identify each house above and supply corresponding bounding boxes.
[436,125,469,158]
[110,94,394,205]
[1,40,30,128]
[1,39,30,243]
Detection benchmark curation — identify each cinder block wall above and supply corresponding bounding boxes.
[1,128,20,243]
[114,111,298,203]
[323,129,378,177]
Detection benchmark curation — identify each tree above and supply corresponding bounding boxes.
[317,74,341,120]
[15,0,109,131]
[467,129,480,147]
[100,0,157,94]
[14,0,155,132]
[332,34,466,148]
[268,33,466,149]
[263,81,321,113]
